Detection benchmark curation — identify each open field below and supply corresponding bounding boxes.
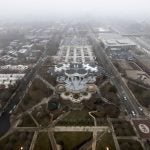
[54,132,92,150]
[118,139,143,150]
[56,109,94,126]
[22,78,53,109]
[18,114,36,127]
[127,81,150,109]
[34,132,52,150]
[96,132,116,150]
[112,120,136,136]
[100,82,120,106]
[0,132,33,150]
[32,104,51,127]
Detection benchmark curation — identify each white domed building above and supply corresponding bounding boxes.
[48,63,105,103]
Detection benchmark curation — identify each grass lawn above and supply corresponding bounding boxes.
[127,81,150,108]
[54,132,92,150]
[38,66,57,86]
[56,109,94,126]
[64,109,91,120]
[32,104,51,127]
[118,139,143,150]
[34,132,52,150]
[100,82,120,106]
[96,118,108,126]
[0,132,33,150]
[112,120,136,136]
[19,114,36,127]
[22,78,53,109]
[96,132,116,150]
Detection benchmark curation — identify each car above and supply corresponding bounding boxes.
[13,105,16,109]
[131,111,136,116]
[9,105,17,114]
[9,110,13,114]
[139,107,143,111]
[123,96,127,100]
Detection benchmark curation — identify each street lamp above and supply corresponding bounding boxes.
[106,147,109,150]
[20,146,23,150]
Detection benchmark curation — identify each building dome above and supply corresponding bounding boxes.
[48,99,60,111]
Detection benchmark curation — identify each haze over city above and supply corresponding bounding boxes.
[0,0,150,20]
[0,0,150,150]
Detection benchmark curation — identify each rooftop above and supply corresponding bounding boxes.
[98,33,136,48]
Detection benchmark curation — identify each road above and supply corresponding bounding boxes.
[0,50,47,136]
[88,26,145,118]
[0,25,68,137]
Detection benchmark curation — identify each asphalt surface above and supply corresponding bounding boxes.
[0,56,44,136]
[0,27,67,137]
[89,27,145,118]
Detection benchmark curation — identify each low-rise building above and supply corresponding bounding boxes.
[0,65,28,73]
[99,33,136,50]
[0,74,25,88]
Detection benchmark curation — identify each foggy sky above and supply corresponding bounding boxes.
[0,0,150,20]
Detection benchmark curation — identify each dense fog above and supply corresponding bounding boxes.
[0,0,150,20]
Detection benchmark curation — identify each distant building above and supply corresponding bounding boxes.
[48,35,106,104]
[48,63,105,103]
[0,65,28,73]
[0,74,24,88]
[22,44,33,50]
[96,27,111,33]
[98,33,136,50]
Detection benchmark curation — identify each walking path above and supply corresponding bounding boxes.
[89,111,97,150]
[15,126,109,132]
[29,131,38,150]
[107,118,120,150]
[28,112,39,127]
[35,74,55,90]
[48,131,58,150]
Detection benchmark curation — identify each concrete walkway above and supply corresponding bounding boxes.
[15,126,109,132]
[35,74,55,90]
[117,136,138,140]
[89,111,97,150]
[28,112,39,127]
[107,118,120,150]
[48,131,58,150]
[29,131,38,150]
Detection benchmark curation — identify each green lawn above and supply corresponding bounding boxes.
[127,82,150,108]
[32,104,51,127]
[100,82,120,106]
[96,132,116,150]
[65,109,91,120]
[112,120,136,136]
[34,132,52,150]
[22,78,53,109]
[56,109,94,126]
[0,132,33,150]
[54,132,92,150]
[19,114,36,127]
[118,139,143,150]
